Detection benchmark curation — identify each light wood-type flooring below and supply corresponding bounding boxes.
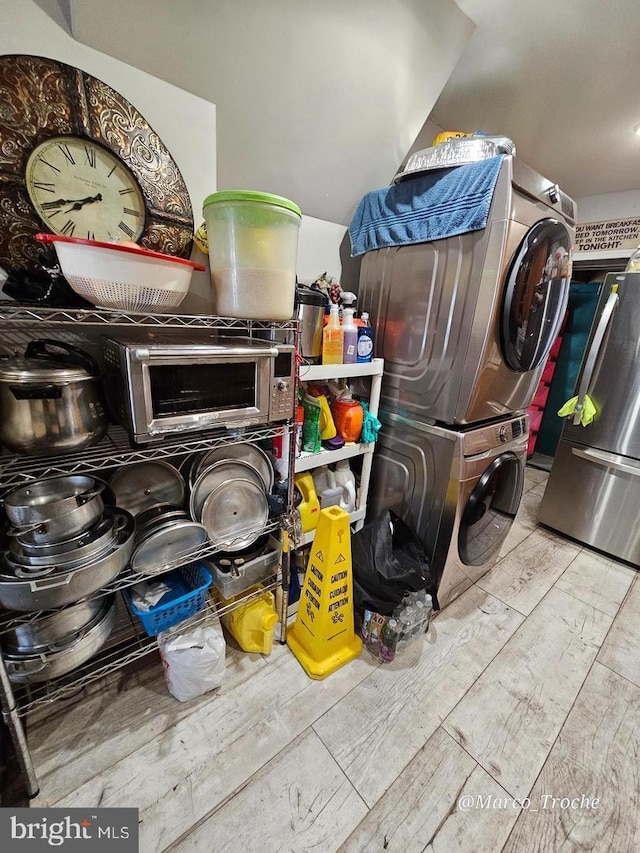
[18,466,640,851]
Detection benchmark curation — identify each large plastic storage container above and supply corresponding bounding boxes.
[202,190,301,321]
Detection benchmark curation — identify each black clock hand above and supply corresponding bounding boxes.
[41,198,75,210]
[42,194,103,211]
[62,194,103,214]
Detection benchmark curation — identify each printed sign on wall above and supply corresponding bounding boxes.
[575,218,640,252]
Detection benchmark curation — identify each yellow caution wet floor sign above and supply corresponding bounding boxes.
[286,506,362,679]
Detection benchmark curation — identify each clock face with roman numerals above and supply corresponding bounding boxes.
[0,54,194,277]
[26,136,145,242]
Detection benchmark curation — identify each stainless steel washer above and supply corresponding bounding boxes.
[369,411,528,609]
[357,156,575,425]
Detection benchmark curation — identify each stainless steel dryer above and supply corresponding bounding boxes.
[357,156,575,425]
[369,411,528,609]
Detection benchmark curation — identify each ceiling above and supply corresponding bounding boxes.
[429,0,640,202]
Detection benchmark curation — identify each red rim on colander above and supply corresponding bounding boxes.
[35,234,206,271]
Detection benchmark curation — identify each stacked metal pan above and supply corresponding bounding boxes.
[0,474,134,683]
[111,448,276,575]
[109,462,208,575]
[185,443,274,553]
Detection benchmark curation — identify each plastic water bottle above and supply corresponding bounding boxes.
[380,618,399,662]
[625,246,640,273]
[411,600,427,636]
[398,604,415,644]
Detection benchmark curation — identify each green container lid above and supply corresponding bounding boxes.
[203,190,301,218]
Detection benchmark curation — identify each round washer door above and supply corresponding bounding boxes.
[501,218,573,372]
[458,452,524,566]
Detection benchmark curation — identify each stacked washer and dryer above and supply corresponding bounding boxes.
[358,154,576,608]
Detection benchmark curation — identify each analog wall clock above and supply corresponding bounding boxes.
[0,54,194,275]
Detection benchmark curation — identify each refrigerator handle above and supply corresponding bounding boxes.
[572,287,619,426]
[572,446,640,477]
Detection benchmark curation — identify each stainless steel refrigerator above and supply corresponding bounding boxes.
[538,271,640,564]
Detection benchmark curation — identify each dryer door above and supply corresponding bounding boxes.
[458,451,524,566]
[501,218,572,372]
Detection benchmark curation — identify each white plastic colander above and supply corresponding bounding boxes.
[36,234,205,313]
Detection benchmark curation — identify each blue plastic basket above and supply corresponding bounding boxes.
[123,562,213,636]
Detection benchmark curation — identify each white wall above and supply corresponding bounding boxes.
[575,189,640,223]
[297,217,347,285]
[66,0,475,226]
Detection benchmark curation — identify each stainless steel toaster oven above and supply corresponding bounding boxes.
[102,332,296,443]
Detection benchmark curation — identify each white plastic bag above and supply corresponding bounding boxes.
[157,615,226,702]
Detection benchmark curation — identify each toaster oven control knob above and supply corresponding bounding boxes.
[499,425,509,443]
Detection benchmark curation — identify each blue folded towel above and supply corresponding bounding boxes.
[349,154,505,257]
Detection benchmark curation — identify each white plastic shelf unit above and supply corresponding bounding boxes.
[294,357,383,547]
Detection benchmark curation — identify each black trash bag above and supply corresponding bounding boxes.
[351,510,438,615]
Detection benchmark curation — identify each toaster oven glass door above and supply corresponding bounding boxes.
[149,362,256,417]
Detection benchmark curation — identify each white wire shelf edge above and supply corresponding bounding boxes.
[0,518,283,632]
[0,303,297,331]
[0,423,291,487]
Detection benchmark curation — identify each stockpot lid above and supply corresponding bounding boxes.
[296,284,328,307]
[0,357,93,383]
[202,190,302,218]
[109,461,185,517]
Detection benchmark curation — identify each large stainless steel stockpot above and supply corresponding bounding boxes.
[3,475,104,540]
[0,339,108,456]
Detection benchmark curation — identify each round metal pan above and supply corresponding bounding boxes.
[3,475,103,526]
[190,459,265,521]
[10,508,121,561]
[200,477,269,552]
[0,510,135,612]
[135,504,190,537]
[109,461,185,517]
[1,596,106,654]
[130,519,209,576]
[192,443,274,493]
[9,534,114,571]
[3,595,117,683]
